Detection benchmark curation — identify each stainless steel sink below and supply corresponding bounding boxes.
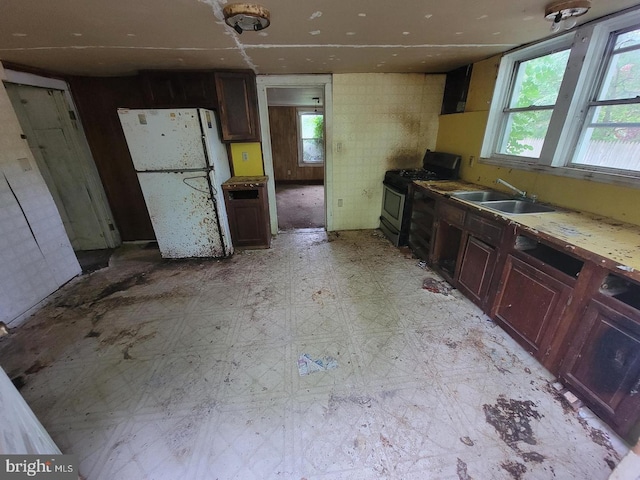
[452,190,514,202]
[479,200,555,214]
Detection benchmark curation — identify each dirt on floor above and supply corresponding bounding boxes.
[0,244,239,388]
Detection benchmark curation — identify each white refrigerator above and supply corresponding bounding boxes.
[118,108,233,258]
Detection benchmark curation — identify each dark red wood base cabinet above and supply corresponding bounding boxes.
[407,187,640,443]
[222,177,271,249]
[562,298,640,443]
[458,236,497,309]
[493,255,572,364]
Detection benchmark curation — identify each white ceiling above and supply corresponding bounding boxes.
[1,0,639,76]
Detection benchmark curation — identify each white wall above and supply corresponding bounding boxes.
[0,63,80,326]
[330,73,445,230]
[0,366,61,453]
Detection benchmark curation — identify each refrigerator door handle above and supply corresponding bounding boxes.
[181,174,213,195]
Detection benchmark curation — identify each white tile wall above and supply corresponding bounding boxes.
[0,65,80,326]
[331,73,445,230]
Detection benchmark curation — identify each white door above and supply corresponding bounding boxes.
[118,109,208,171]
[5,84,118,251]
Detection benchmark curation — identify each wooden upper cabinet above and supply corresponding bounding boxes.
[140,71,217,109]
[214,71,260,142]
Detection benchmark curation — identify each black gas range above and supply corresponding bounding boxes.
[384,151,461,193]
[380,150,460,246]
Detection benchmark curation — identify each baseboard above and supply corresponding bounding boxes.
[275,179,324,185]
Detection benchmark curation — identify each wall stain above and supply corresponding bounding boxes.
[386,148,421,170]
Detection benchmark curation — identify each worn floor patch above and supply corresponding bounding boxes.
[456,458,472,480]
[501,460,527,480]
[422,278,453,295]
[297,353,338,376]
[483,395,542,449]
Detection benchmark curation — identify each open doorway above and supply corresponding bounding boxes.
[267,87,325,231]
[256,75,333,235]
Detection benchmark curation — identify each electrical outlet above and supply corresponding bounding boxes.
[469,155,475,166]
[287,170,291,175]
[338,199,343,207]
[337,142,343,153]
[242,152,249,161]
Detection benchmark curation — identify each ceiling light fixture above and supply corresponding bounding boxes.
[223,3,270,34]
[544,0,591,32]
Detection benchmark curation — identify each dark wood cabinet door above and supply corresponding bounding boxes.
[561,299,640,442]
[408,185,437,261]
[230,204,263,245]
[214,72,260,141]
[458,236,496,309]
[141,71,217,109]
[223,183,270,248]
[141,72,183,107]
[180,72,217,107]
[493,255,572,362]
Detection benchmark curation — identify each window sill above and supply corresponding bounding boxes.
[480,156,640,189]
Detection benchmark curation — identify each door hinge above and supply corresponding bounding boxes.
[68,110,76,121]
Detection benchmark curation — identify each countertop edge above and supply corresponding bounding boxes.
[413,180,640,283]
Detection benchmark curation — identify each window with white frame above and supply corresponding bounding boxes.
[572,27,640,173]
[498,49,570,158]
[482,8,640,183]
[297,109,324,166]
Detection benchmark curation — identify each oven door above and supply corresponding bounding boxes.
[380,183,406,245]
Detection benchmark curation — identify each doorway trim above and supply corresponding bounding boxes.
[256,75,333,234]
[4,69,121,248]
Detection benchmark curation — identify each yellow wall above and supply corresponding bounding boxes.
[331,73,445,230]
[230,142,264,176]
[436,56,640,226]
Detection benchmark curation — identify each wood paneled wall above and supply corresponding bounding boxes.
[69,76,155,241]
[269,106,324,182]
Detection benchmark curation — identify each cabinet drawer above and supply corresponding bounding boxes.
[465,213,503,245]
[437,201,465,226]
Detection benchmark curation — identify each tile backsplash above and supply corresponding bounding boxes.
[331,73,444,230]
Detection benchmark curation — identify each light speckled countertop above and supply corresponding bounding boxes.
[414,180,640,281]
[222,176,268,188]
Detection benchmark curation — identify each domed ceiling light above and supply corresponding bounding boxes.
[223,3,271,34]
[544,0,591,32]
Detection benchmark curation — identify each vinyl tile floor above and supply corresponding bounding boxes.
[0,230,629,479]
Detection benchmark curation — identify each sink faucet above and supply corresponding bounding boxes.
[496,178,537,202]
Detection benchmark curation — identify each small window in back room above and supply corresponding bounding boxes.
[298,108,324,166]
[571,27,640,173]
